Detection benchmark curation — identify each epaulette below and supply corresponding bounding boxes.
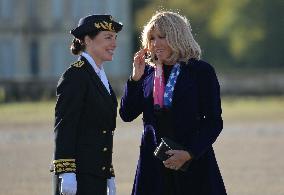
[71,60,84,68]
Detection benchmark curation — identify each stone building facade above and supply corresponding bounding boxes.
[0,0,132,100]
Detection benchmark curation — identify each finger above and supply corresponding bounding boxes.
[163,158,175,166]
[139,48,148,53]
[133,56,143,65]
[163,158,171,164]
[134,52,145,62]
[163,160,177,170]
[134,51,142,60]
[163,160,172,168]
[134,52,139,58]
[166,155,176,162]
[136,48,146,55]
[137,54,144,61]
[168,165,176,170]
[139,57,145,65]
[163,160,169,165]
[165,150,177,155]
[134,50,143,58]
[137,48,148,58]
[163,162,171,168]
[140,53,145,60]
[134,52,142,60]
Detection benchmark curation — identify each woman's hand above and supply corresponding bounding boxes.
[163,150,192,170]
[132,48,148,81]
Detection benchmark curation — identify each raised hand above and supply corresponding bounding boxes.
[132,48,148,81]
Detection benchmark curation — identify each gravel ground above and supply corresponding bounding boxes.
[0,118,283,195]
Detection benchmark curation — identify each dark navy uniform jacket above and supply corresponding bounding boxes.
[52,56,117,178]
[120,59,227,195]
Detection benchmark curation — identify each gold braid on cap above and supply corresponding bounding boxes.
[94,21,115,32]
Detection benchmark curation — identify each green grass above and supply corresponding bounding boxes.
[222,96,284,122]
[0,101,54,125]
[0,97,283,126]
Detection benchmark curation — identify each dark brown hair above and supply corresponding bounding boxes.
[70,31,100,55]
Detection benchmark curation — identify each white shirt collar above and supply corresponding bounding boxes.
[81,52,111,94]
[81,52,101,74]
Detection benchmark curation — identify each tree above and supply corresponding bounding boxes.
[132,0,283,69]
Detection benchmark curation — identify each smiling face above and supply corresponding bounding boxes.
[149,28,173,65]
[85,31,117,66]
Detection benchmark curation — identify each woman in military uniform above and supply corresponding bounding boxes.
[51,14,123,195]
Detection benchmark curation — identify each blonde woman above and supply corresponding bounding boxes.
[120,11,227,195]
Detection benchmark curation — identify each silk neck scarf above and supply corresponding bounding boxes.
[153,63,181,109]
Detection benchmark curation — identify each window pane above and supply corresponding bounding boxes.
[0,40,15,77]
[52,0,63,21]
[30,40,39,76]
[50,40,71,76]
[0,0,12,19]
[71,0,81,20]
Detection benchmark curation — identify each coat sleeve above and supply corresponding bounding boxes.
[186,63,223,160]
[119,78,144,122]
[53,68,87,174]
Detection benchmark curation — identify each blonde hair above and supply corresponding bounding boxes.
[142,11,201,63]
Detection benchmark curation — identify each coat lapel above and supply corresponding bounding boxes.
[109,83,118,108]
[143,63,194,107]
[144,69,155,98]
[172,61,194,105]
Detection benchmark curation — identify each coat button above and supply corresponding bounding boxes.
[103,130,107,134]
[103,147,108,152]
[102,166,106,170]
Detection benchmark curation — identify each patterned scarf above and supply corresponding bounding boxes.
[153,63,181,109]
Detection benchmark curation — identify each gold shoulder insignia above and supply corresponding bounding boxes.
[71,60,84,68]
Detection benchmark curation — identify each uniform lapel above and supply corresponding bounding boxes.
[109,83,118,108]
[80,56,116,111]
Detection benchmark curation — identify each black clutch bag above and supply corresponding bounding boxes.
[154,137,190,171]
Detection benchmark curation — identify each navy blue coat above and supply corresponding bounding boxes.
[120,59,227,195]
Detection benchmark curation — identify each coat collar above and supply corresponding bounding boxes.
[144,60,195,107]
[171,61,194,105]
